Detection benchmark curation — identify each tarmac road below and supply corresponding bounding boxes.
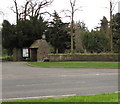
[2,62,118,101]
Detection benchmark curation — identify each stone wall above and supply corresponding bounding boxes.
[37,40,49,62]
[13,48,22,61]
[49,54,119,62]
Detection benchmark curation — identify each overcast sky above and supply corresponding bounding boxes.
[0,0,119,30]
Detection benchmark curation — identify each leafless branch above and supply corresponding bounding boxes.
[10,6,16,13]
[112,0,120,11]
[61,10,72,14]
[40,11,53,17]
[0,11,4,16]
[13,0,19,23]
[11,0,54,22]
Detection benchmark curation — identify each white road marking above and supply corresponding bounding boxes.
[16,84,42,87]
[0,94,76,101]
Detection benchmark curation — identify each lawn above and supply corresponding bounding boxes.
[3,93,119,103]
[27,62,119,68]
[0,56,12,60]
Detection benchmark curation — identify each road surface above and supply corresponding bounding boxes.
[2,62,118,101]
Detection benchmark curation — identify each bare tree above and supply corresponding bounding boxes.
[12,0,19,24]
[62,0,82,53]
[74,21,88,53]
[74,24,83,52]
[31,0,53,17]
[11,0,54,24]
[108,0,120,52]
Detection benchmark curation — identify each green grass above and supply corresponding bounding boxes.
[3,93,119,103]
[28,62,119,68]
[0,56,12,59]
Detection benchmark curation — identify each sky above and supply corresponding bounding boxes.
[0,0,119,30]
[118,1,120,13]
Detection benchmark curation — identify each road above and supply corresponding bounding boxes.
[2,62,118,101]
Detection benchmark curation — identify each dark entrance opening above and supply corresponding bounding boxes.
[30,48,37,61]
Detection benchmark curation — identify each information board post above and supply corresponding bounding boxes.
[22,48,30,59]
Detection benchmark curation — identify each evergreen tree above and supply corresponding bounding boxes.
[16,16,47,48]
[81,31,109,53]
[47,11,70,53]
[2,16,48,54]
[100,16,108,34]
[112,13,120,52]
[2,20,16,55]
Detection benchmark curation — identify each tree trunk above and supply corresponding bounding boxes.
[56,49,59,54]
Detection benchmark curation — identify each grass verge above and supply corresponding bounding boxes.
[3,93,119,103]
[27,62,119,68]
[0,56,12,60]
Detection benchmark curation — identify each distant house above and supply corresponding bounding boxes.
[12,35,49,62]
[30,38,49,62]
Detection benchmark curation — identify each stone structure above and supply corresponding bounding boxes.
[49,54,119,62]
[30,37,49,61]
[13,48,22,61]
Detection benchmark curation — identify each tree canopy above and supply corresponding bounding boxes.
[2,16,47,54]
[1,0,120,55]
[81,31,109,53]
[46,11,70,53]
[112,13,120,52]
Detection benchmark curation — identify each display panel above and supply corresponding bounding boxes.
[22,48,29,58]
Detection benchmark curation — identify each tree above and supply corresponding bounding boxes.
[9,0,53,48]
[62,0,82,53]
[74,21,88,53]
[46,11,70,53]
[2,16,48,54]
[76,21,88,32]
[12,0,54,23]
[107,0,120,52]
[2,20,16,55]
[112,13,120,52]
[16,16,47,48]
[100,16,108,34]
[81,31,109,53]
